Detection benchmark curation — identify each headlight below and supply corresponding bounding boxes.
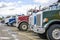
[43,18,48,23]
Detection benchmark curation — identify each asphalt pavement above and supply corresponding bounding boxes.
[0,23,47,40]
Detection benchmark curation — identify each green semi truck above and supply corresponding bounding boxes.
[32,2,60,40]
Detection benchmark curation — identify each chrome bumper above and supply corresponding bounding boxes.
[29,24,34,31]
[33,27,45,34]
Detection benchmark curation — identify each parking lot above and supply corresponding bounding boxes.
[0,23,47,40]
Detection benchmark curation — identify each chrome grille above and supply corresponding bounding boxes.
[36,14,41,26]
[29,16,33,25]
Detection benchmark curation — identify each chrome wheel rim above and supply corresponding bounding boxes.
[52,29,60,39]
[22,25,27,30]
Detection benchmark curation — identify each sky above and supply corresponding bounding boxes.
[0,0,58,16]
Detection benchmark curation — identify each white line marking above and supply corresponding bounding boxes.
[11,34,17,38]
[0,37,11,39]
[15,39,19,40]
[11,34,19,40]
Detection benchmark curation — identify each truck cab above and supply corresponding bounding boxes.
[29,9,40,31]
[4,16,10,26]
[8,16,16,26]
[32,3,60,40]
[16,15,29,31]
[29,13,36,31]
[4,16,16,26]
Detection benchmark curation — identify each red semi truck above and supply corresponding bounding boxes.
[16,15,29,31]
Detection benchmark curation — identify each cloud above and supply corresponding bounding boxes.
[9,4,39,15]
[0,1,39,16]
[17,1,22,3]
[0,1,22,8]
[34,0,58,3]
[0,2,12,8]
[34,0,49,3]
[0,2,20,16]
[33,0,58,7]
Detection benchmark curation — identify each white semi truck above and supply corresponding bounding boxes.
[29,12,37,31]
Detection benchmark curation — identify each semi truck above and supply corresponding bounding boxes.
[4,16,16,26]
[29,10,40,31]
[29,13,36,30]
[16,15,29,31]
[31,2,60,40]
[8,16,16,26]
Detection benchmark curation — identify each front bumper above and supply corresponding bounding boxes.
[33,26,45,34]
[29,24,36,31]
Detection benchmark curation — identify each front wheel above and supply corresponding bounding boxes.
[18,22,28,31]
[47,24,60,40]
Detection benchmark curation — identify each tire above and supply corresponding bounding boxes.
[47,24,60,40]
[6,23,9,26]
[10,24,13,26]
[18,22,28,31]
[37,33,47,39]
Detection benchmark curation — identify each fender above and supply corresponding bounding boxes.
[18,21,28,27]
[44,20,60,32]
